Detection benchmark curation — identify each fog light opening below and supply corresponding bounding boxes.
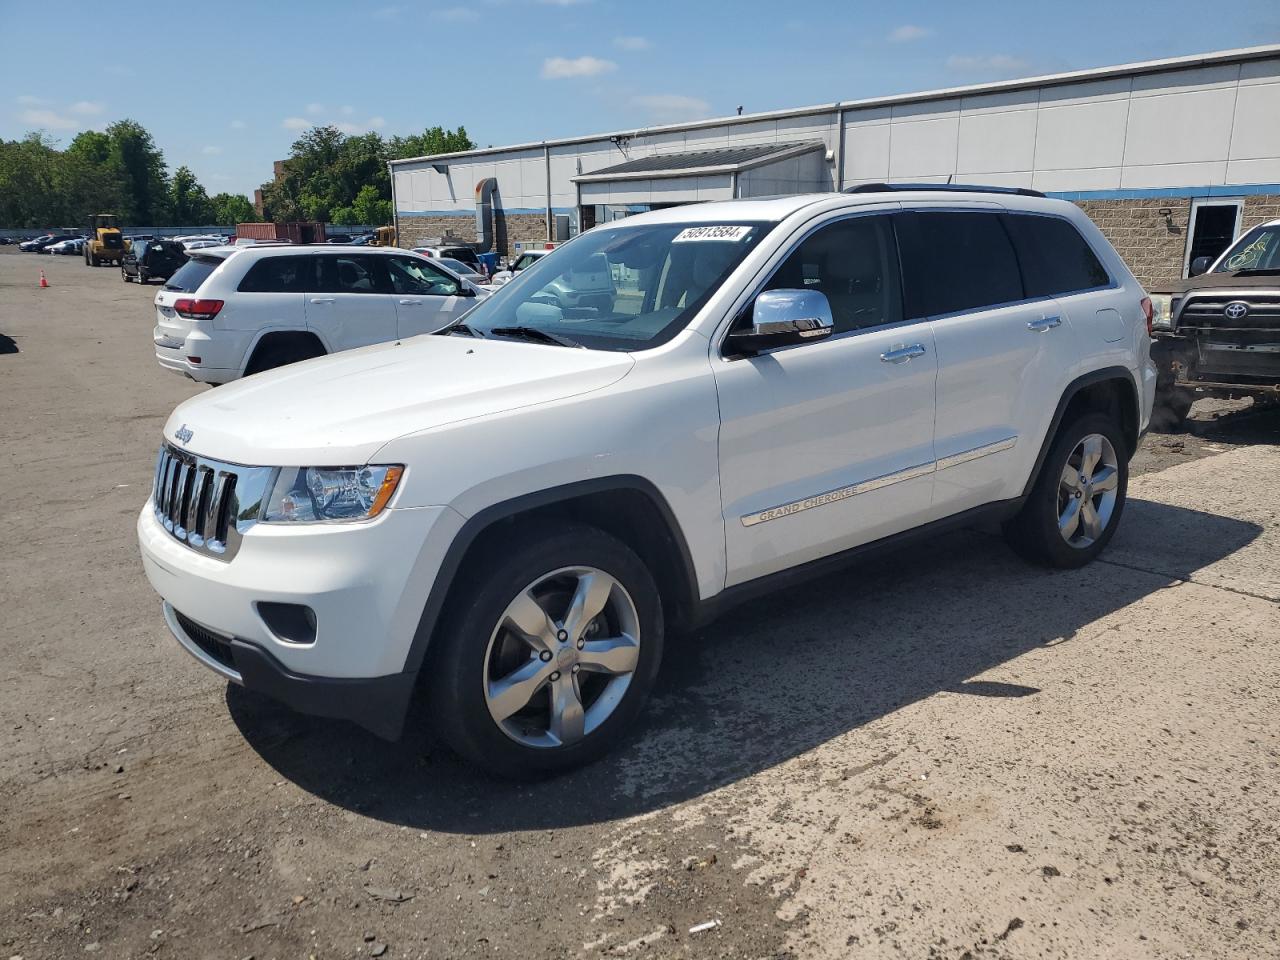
[256,602,318,646]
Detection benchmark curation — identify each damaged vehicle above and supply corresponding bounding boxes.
[1148,218,1280,427]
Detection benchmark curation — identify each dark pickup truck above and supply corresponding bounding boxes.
[1148,219,1280,428]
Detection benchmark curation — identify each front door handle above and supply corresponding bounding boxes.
[1027,316,1062,332]
[309,297,335,304]
[880,343,927,364]
[399,298,423,305]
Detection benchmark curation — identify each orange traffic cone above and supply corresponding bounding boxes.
[39,270,49,288]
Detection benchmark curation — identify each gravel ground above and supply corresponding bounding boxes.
[2,248,1278,959]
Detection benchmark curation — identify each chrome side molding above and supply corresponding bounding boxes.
[740,436,1017,527]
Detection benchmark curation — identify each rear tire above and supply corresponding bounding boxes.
[1003,412,1128,569]
[243,336,326,376]
[426,522,664,778]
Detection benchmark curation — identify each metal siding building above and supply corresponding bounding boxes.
[391,44,1280,286]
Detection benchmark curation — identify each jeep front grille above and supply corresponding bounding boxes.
[151,445,274,561]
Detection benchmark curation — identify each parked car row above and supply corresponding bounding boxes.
[138,185,1158,777]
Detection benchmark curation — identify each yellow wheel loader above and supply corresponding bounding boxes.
[84,214,125,266]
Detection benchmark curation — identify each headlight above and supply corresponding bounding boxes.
[262,465,404,523]
[1149,293,1174,332]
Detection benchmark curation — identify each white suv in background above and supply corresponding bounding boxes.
[139,186,1156,777]
[153,246,489,383]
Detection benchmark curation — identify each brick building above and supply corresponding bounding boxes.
[391,45,1280,286]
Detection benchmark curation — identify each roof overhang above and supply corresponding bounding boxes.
[572,141,826,185]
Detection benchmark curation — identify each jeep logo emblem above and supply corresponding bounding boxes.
[175,424,194,444]
[1224,301,1249,320]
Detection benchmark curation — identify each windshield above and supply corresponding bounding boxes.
[460,221,772,351]
[1214,224,1280,273]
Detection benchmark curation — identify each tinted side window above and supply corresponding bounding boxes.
[314,255,388,294]
[1004,214,1110,296]
[895,211,1023,318]
[237,255,310,293]
[762,216,903,334]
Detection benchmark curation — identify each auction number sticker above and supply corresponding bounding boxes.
[672,225,753,243]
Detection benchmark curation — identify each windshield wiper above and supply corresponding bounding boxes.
[489,326,584,348]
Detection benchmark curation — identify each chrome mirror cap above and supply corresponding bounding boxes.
[751,288,834,339]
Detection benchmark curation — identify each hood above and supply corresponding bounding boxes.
[163,335,635,466]
[1152,271,1280,296]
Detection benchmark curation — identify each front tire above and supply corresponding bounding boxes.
[427,522,664,778]
[1003,412,1128,569]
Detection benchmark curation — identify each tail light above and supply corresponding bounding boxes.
[1139,296,1153,336]
[173,298,223,320]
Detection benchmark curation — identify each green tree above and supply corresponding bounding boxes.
[351,184,392,226]
[209,192,255,226]
[386,125,474,161]
[105,119,169,224]
[330,205,358,226]
[169,165,214,224]
[259,123,473,223]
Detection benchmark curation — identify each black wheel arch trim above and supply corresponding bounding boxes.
[1021,365,1140,500]
[400,475,701,679]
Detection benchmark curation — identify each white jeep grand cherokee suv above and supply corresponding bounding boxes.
[138,186,1157,777]
[153,245,487,383]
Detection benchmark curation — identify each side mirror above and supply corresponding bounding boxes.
[459,282,477,298]
[729,289,834,355]
[1189,255,1212,277]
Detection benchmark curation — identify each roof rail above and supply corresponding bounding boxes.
[843,182,1046,198]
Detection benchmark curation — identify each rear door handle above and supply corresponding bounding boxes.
[1027,316,1062,332]
[880,343,927,364]
[309,297,335,304]
[399,299,423,305]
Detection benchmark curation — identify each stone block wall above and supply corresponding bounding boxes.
[395,210,552,258]
[1075,194,1280,289]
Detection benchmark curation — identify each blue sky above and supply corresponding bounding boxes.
[3,0,1278,197]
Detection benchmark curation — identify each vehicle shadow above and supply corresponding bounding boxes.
[228,499,1261,832]
[1187,400,1280,446]
[0,335,17,355]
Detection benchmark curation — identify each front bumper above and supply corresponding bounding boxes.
[138,500,466,738]
[162,602,417,738]
[1151,335,1280,394]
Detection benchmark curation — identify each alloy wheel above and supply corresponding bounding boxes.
[482,566,640,749]
[1057,433,1120,548]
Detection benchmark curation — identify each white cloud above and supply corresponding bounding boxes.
[434,5,479,20]
[631,93,711,122]
[229,119,246,129]
[340,105,355,116]
[946,53,1032,76]
[368,116,387,129]
[282,117,311,131]
[889,24,931,42]
[305,102,325,115]
[201,145,222,155]
[541,55,616,79]
[16,94,47,106]
[69,101,105,116]
[18,108,78,130]
[613,35,650,51]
